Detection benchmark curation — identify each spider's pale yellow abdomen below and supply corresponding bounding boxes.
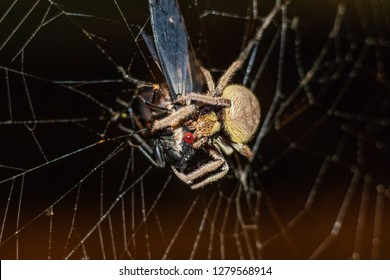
[222,85,261,144]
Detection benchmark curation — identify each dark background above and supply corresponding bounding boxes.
[0,0,389,259]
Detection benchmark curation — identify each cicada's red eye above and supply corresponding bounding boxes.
[183,132,194,145]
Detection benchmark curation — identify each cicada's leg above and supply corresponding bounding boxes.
[118,124,165,168]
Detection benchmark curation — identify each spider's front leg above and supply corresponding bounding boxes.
[172,148,229,189]
[173,93,231,107]
[151,104,196,132]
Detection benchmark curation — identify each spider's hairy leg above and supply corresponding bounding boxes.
[171,153,223,184]
[199,66,215,94]
[231,142,253,159]
[215,61,241,96]
[174,93,231,107]
[151,104,196,132]
[213,137,234,155]
[171,148,229,189]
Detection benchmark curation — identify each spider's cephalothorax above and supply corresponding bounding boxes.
[151,61,261,189]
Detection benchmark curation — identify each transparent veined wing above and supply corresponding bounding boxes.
[148,0,193,100]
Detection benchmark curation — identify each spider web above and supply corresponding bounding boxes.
[0,0,389,260]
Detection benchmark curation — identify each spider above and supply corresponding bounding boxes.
[151,60,261,189]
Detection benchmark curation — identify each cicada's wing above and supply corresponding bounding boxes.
[148,0,193,101]
[141,30,160,68]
